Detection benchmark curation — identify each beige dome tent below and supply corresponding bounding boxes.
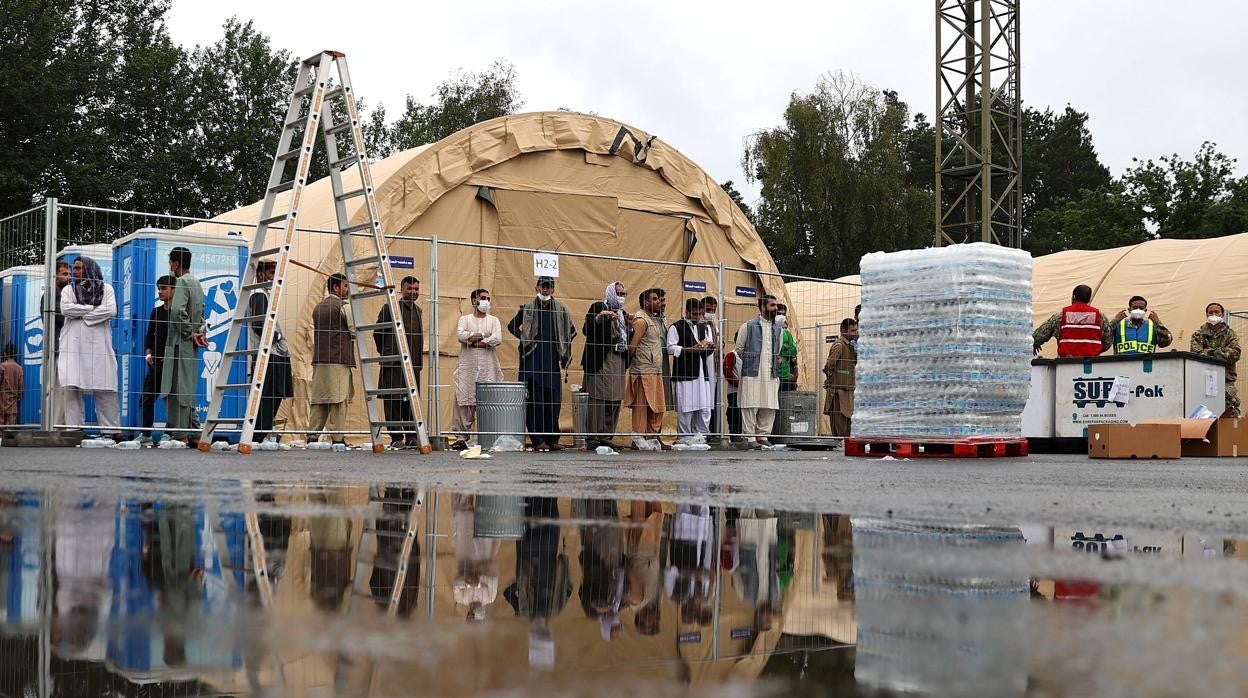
[188,111,795,440]
[787,234,1248,401]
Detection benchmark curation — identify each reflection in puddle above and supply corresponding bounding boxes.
[0,485,1246,696]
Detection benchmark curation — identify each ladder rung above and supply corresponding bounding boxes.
[214,383,254,392]
[366,388,411,396]
[324,87,346,102]
[341,222,376,235]
[330,154,360,170]
[344,254,381,267]
[326,121,353,136]
[355,322,391,333]
[276,148,305,162]
[361,355,403,365]
[204,418,245,425]
[350,289,390,301]
[364,527,414,539]
[268,180,297,194]
[242,281,274,293]
[370,496,418,506]
[250,246,286,259]
[224,348,258,359]
[335,188,367,202]
[233,314,265,324]
[258,214,290,227]
[293,83,319,99]
[283,115,313,130]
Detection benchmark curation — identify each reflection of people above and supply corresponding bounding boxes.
[59,256,121,436]
[575,498,627,641]
[162,247,207,442]
[141,502,206,667]
[664,502,715,626]
[624,500,665,636]
[309,506,354,612]
[452,494,501,622]
[729,510,781,632]
[504,497,571,668]
[820,514,854,603]
[52,499,114,658]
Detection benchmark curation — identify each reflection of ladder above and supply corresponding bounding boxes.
[335,486,423,695]
[198,49,428,454]
[213,502,288,689]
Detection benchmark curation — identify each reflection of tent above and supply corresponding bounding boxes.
[189,111,790,438]
[788,235,1248,398]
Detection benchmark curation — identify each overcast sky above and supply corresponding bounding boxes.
[166,0,1248,205]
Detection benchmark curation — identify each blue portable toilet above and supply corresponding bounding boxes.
[0,265,46,426]
[112,229,249,440]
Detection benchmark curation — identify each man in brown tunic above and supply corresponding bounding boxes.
[309,273,354,446]
[625,289,667,449]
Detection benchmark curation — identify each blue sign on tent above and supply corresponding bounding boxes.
[735,286,757,298]
[678,632,702,644]
[682,280,707,293]
[390,255,415,269]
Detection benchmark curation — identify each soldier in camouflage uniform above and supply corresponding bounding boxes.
[1190,302,1241,416]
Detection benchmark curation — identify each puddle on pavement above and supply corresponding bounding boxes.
[1,483,1246,697]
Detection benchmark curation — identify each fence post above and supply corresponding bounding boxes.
[716,263,727,441]
[40,197,58,432]
[428,235,441,441]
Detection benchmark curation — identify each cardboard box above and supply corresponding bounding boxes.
[1140,418,1247,457]
[1087,423,1181,459]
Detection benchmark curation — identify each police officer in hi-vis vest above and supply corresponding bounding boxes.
[1033,284,1114,358]
[1111,296,1173,355]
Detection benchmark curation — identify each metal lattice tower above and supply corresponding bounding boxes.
[935,0,1022,248]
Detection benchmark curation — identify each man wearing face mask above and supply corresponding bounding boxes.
[581,281,630,450]
[701,295,723,441]
[1191,302,1241,417]
[775,303,798,392]
[822,318,858,438]
[1111,296,1172,355]
[372,276,424,449]
[449,289,503,450]
[509,276,576,452]
[734,295,782,448]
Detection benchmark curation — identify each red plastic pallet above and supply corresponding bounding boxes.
[845,437,1029,459]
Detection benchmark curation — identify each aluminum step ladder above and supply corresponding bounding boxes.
[198,49,429,454]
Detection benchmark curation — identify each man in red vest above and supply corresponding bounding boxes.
[1033,284,1112,357]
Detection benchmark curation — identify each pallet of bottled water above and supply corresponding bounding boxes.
[854,243,1033,439]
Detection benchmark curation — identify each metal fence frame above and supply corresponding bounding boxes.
[1,199,859,443]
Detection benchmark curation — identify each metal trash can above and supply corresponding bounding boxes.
[773,391,817,444]
[572,391,589,448]
[473,495,526,539]
[476,381,527,450]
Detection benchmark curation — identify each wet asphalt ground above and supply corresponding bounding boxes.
[3,447,1246,537]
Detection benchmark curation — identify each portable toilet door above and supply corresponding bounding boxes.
[112,229,249,441]
[0,265,46,426]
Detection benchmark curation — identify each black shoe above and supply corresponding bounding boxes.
[449,439,468,451]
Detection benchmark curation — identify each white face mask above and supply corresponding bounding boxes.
[1129,309,1147,321]
[537,293,552,302]
[1208,315,1224,325]
[476,299,491,313]
[774,314,787,327]
[703,312,715,322]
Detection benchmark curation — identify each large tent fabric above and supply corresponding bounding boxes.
[187,111,797,439]
[787,234,1248,402]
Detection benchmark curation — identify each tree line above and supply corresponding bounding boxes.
[3,2,1244,279]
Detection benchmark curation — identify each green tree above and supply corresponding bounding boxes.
[380,61,523,154]
[1027,182,1150,254]
[1121,141,1242,238]
[743,72,933,279]
[1021,105,1113,253]
[184,18,295,217]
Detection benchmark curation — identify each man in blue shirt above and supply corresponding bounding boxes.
[1112,295,1173,355]
[509,277,576,451]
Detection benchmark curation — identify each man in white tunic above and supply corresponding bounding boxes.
[734,294,782,448]
[448,288,504,450]
[667,297,715,440]
[59,256,121,437]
